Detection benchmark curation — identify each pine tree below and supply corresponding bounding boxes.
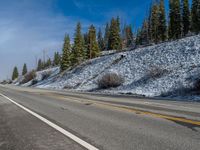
[121,24,127,49]
[83,32,89,60]
[181,0,190,36]
[22,63,27,75]
[97,28,105,51]
[108,17,122,50]
[73,22,85,64]
[12,66,19,80]
[140,19,150,45]
[116,16,121,33]
[158,0,167,41]
[116,16,122,49]
[121,24,126,49]
[87,25,100,59]
[169,0,182,39]
[191,0,200,34]
[104,23,110,50]
[45,58,51,68]
[135,28,142,46]
[83,32,89,49]
[61,35,71,71]
[151,3,160,43]
[148,3,153,43]
[37,59,44,71]
[53,52,60,66]
[122,25,134,48]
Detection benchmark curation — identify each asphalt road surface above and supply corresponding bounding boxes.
[0,85,200,150]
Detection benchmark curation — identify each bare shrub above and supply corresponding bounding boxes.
[98,72,124,89]
[20,70,36,84]
[148,67,168,79]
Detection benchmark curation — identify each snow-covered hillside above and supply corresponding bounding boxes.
[33,67,60,87]
[19,35,200,100]
[14,67,60,87]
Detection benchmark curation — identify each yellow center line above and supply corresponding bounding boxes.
[93,101,200,126]
[41,93,200,126]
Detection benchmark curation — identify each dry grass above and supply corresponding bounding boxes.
[148,67,169,79]
[20,70,36,84]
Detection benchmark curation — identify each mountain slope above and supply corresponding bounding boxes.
[26,35,200,99]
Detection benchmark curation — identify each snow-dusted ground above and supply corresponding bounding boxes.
[33,67,60,87]
[17,35,200,101]
[13,67,60,87]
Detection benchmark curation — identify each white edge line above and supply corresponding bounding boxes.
[0,93,99,150]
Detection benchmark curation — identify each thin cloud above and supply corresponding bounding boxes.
[0,0,92,80]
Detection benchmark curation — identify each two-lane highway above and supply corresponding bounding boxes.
[0,85,200,150]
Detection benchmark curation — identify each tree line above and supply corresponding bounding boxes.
[136,0,200,45]
[60,0,200,72]
[12,64,27,80]
[11,0,200,80]
[11,52,61,80]
[60,17,128,71]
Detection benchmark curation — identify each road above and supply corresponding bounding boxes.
[0,85,200,150]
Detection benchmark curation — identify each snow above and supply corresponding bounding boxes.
[100,50,117,56]
[32,67,60,87]
[14,67,60,87]
[16,35,200,101]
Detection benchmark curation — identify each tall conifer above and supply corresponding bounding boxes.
[61,35,71,71]
[12,66,19,80]
[73,22,85,64]
[22,63,27,75]
[191,0,200,33]
[108,17,122,50]
[97,28,105,51]
[141,19,150,45]
[169,0,182,39]
[87,25,100,59]
[123,25,134,48]
[181,0,190,36]
[158,0,167,41]
[53,52,60,66]
[104,23,110,50]
[151,3,160,43]
[37,59,43,71]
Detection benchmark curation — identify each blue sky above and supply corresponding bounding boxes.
[55,0,151,27]
[0,0,191,80]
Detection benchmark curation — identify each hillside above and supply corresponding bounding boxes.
[17,35,200,100]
